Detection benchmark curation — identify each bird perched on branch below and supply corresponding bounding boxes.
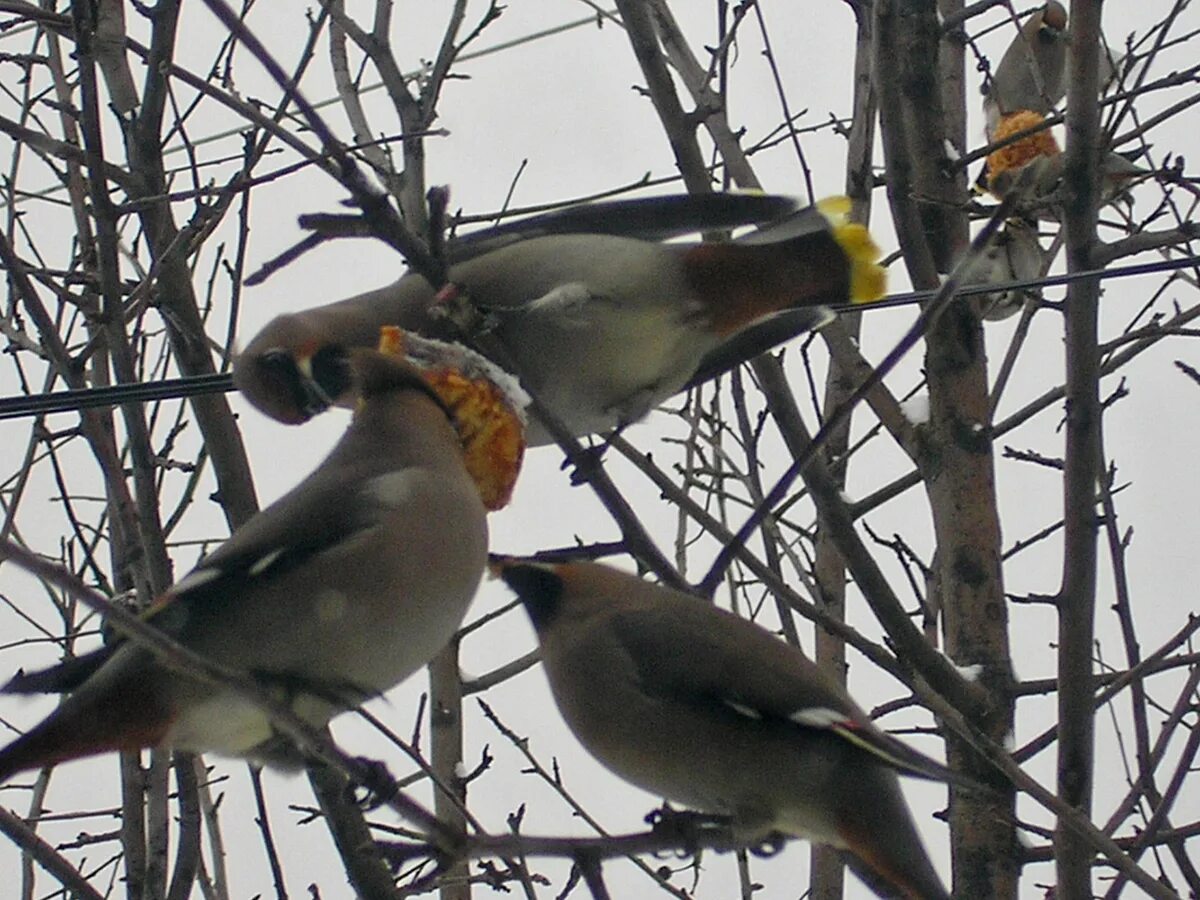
[979,3,1137,211]
[960,218,1046,321]
[0,346,492,779]
[234,193,885,446]
[978,1,1068,205]
[494,557,958,900]
[982,1,1119,131]
[982,1,1069,135]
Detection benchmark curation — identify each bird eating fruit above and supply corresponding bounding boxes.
[0,346,490,779]
[234,192,885,446]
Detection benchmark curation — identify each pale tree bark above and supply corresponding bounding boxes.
[875,3,1018,896]
[1057,1,1105,896]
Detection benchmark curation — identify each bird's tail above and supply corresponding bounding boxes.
[0,678,172,783]
[682,198,886,387]
[733,195,887,305]
[837,797,952,900]
[815,196,887,304]
[3,645,114,695]
[840,845,951,900]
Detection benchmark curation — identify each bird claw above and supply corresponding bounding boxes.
[346,756,399,810]
[644,805,786,858]
[747,833,787,858]
[562,441,609,485]
[645,805,733,855]
[430,282,498,337]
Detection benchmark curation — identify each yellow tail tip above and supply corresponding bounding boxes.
[818,196,887,304]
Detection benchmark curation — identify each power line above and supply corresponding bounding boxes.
[1,253,1197,422]
[863,251,1200,311]
[0,373,236,420]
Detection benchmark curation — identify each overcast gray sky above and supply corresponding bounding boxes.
[1,2,1197,898]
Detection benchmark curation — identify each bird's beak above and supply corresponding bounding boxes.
[291,343,354,420]
[292,353,334,418]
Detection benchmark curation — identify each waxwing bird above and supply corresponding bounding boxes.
[234,193,885,446]
[960,218,1046,321]
[494,558,954,900]
[979,4,1128,209]
[0,348,489,779]
[983,2,1068,135]
[1004,145,1154,209]
[981,2,1119,134]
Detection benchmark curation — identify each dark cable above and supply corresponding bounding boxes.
[1,252,1196,422]
[0,373,234,421]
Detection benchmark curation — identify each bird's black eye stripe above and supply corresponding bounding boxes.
[255,350,320,420]
[499,564,565,631]
[310,344,354,401]
[259,348,299,375]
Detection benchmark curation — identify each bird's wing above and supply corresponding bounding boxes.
[606,600,965,785]
[447,194,801,264]
[684,307,834,389]
[2,464,383,696]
